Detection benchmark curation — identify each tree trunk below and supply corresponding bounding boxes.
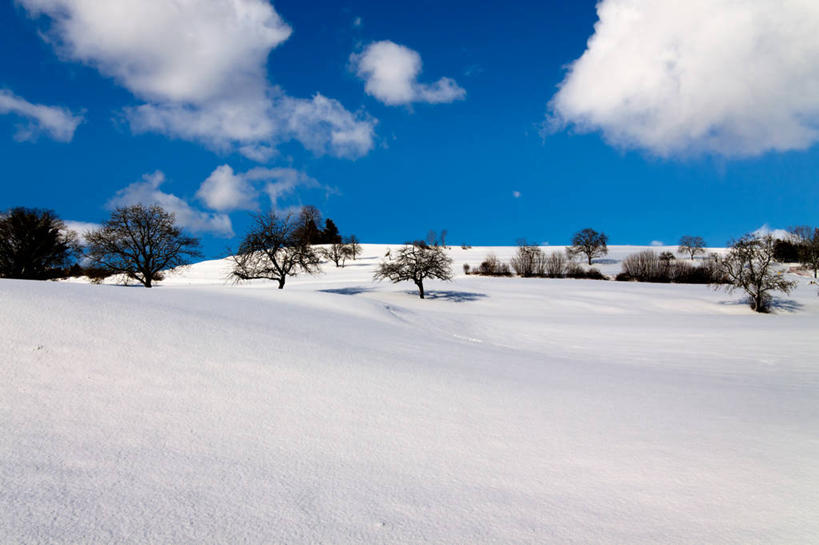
[277,277,285,289]
[587,255,592,266]
[416,280,425,299]
[144,276,152,288]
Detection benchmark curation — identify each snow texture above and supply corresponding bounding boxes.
[2,245,818,544]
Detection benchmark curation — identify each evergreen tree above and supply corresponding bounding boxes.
[321,218,341,244]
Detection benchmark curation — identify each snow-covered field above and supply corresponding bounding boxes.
[2,245,818,544]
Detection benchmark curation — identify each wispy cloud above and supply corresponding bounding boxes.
[0,89,83,142]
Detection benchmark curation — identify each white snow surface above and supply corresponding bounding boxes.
[2,245,818,544]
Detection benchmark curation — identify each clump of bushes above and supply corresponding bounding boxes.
[468,253,512,276]
[467,248,607,280]
[616,250,728,284]
[544,251,567,278]
[510,244,546,277]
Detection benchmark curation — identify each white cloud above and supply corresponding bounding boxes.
[0,89,82,142]
[352,41,466,106]
[650,240,664,247]
[512,190,521,198]
[548,0,819,158]
[20,0,375,160]
[63,220,100,244]
[195,165,259,212]
[195,164,325,212]
[108,171,233,237]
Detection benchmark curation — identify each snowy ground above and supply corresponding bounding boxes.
[2,245,818,544]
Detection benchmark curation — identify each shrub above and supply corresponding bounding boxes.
[584,268,607,280]
[619,250,671,282]
[544,251,567,278]
[476,253,511,276]
[617,250,731,284]
[511,243,546,277]
[565,263,607,280]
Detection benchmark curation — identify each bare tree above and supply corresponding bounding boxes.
[231,212,320,289]
[544,250,567,278]
[715,234,797,313]
[568,228,608,265]
[426,229,438,247]
[439,229,448,248]
[374,243,452,299]
[344,235,363,260]
[0,207,79,279]
[321,242,352,268]
[790,225,819,278]
[85,204,201,288]
[511,242,547,277]
[678,235,706,260]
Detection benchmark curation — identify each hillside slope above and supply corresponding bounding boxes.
[2,245,818,544]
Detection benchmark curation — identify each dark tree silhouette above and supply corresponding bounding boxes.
[231,211,320,289]
[374,243,452,299]
[296,206,322,244]
[678,235,706,260]
[790,226,819,278]
[0,207,78,279]
[715,234,796,313]
[85,204,201,287]
[568,228,608,265]
[321,218,341,244]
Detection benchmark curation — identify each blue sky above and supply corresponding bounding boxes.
[1,0,818,257]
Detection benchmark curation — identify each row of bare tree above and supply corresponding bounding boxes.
[2,205,815,310]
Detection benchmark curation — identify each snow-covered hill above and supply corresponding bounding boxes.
[2,245,818,544]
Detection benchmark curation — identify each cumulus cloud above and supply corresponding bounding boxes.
[20,0,375,160]
[196,164,325,212]
[108,171,233,237]
[650,240,664,247]
[352,41,466,106]
[548,0,819,158]
[0,89,82,142]
[195,165,259,212]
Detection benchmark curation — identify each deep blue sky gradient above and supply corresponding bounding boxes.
[1,0,817,257]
